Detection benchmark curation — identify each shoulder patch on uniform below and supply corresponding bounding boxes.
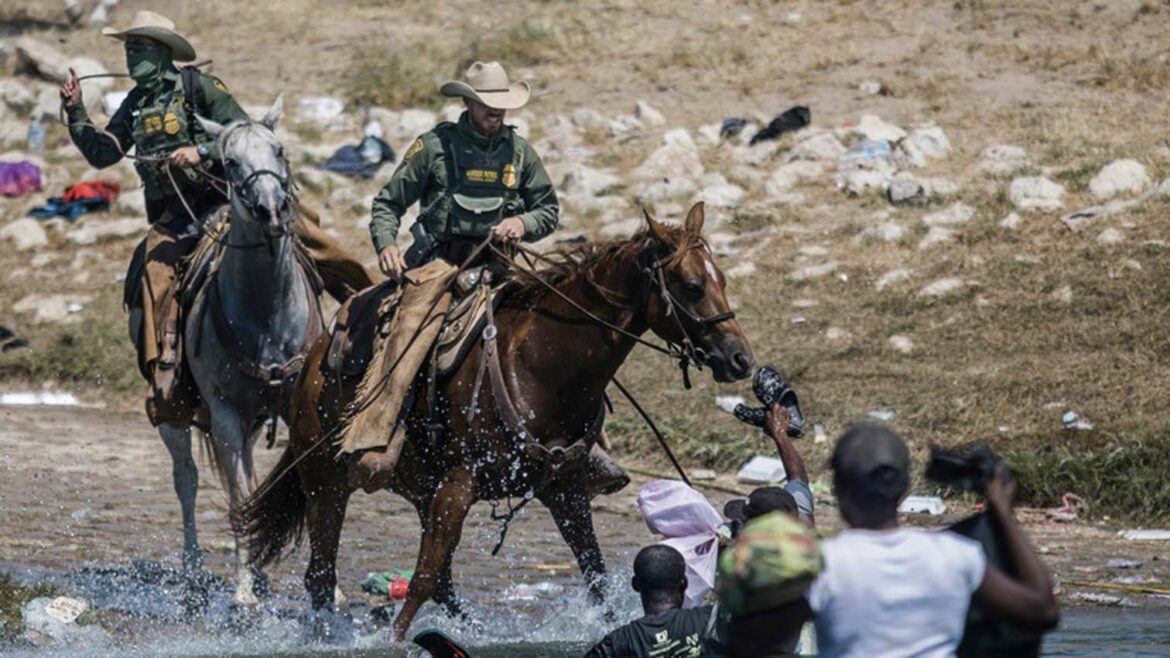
[212,79,228,93]
[403,138,424,162]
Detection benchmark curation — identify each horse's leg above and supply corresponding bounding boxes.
[159,424,202,572]
[394,467,476,641]
[207,401,261,607]
[541,475,607,605]
[412,498,462,617]
[304,473,352,612]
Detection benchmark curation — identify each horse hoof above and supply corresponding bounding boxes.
[250,568,272,600]
[224,602,261,634]
[304,608,353,645]
[179,572,210,617]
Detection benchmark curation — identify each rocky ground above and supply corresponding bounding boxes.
[2,0,1170,608]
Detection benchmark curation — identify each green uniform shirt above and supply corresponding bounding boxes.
[66,68,247,201]
[369,112,559,254]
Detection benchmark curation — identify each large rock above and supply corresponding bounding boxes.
[888,177,925,205]
[904,125,951,160]
[918,277,965,298]
[571,108,607,129]
[922,202,975,227]
[12,294,92,324]
[13,37,70,83]
[634,100,665,127]
[856,221,907,243]
[561,165,620,197]
[1089,159,1149,200]
[852,114,906,142]
[633,129,703,181]
[838,169,891,196]
[787,261,838,282]
[599,217,644,238]
[875,268,912,291]
[787,131,845,162]
[0,78,36,114]
[766,161,823,195]
[695,172,745,208]
[1009,176,1064,211]
[918,226,954,249]
[979,144,1029,176]
[0,218,48,251]
[636,177,698,204]
[65,218,142,245]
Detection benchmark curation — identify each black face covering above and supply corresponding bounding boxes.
[126,41,172,87]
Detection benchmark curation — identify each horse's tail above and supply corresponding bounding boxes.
[232,445,306,568]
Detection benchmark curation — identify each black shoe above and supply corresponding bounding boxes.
[748,366,805,437]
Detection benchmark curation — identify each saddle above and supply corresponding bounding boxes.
[323,267,501,382]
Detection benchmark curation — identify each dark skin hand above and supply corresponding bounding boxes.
[972,465,1061,629]
[763,404,809,485]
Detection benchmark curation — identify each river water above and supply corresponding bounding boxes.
[2,407,1169,656]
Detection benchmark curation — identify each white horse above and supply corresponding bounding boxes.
[158,96,324,606]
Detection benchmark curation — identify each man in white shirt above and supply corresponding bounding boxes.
[805,424,1059,658]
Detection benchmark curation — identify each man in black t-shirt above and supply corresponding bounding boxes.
[585,545,726,658]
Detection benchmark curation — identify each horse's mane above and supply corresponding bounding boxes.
[502,224,696,308]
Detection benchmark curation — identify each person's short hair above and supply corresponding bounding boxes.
[723,487,798,523]
[830,423,911,521]
[632,544,686,594]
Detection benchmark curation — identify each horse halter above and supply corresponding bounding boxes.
[643,241,736,388]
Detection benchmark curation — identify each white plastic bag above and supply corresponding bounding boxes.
[637,479,722,607]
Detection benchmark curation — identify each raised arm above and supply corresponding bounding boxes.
[764,405,814,526]
[972,466,1060,630]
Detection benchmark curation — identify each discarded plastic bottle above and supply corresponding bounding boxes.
[27,116,45,156]
[837,138,891,170]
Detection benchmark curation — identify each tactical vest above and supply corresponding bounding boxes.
[432,122,525,239]
[130,74,203,201]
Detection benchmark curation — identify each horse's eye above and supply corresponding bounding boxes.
[684,280,704,298]
[224,158,238,170]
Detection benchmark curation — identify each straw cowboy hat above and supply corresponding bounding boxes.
[440,61,530,111]
[102,10,197,62]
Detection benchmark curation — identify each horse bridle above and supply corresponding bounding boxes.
[642,242,736,387]
[219,122,295,246]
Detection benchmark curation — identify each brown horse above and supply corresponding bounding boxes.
[236,202,755,639]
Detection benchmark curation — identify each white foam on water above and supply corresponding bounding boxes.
[0,391,80,407]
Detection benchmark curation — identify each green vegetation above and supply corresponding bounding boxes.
[0,572,55,643]
[1008,439,1170,523]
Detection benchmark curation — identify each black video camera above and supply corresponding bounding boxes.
[925,442,1001,493]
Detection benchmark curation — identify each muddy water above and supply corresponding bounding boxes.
[2,405,1170,656]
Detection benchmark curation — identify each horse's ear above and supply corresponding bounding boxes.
[643,208,671,244]
[260,93,284,131]
[196,115,225,139]
[684,201,706,236]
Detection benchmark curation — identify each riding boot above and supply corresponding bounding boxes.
[585,441,630,499]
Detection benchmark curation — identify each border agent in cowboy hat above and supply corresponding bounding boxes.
[351,61,559,487]
[350,61,626,496]
[369,60,559,277]
[60,10,372,427]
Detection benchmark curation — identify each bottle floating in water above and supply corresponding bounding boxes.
[27,116,45,156]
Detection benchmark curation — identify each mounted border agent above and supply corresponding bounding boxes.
[60,10,371,428]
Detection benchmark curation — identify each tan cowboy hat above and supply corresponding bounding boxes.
[440,61,530,111]
[102,10,197,62]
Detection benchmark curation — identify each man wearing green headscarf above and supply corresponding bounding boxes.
[60,10,371,426]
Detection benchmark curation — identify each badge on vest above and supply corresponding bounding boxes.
[466,169,499,184]
[502,163,518,188]
[163,112,181,135]
[143,114,163,134]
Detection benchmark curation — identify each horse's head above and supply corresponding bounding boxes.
[639,202,755,382]
[197,95,293,238]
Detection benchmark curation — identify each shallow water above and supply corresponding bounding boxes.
[3,561,1169,658]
